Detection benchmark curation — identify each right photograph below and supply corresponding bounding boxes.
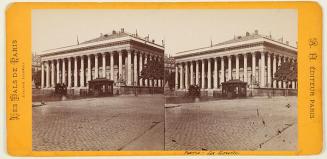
[164,9,298,151]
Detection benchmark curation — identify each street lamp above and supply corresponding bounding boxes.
[134,81,138,96]
[250,74,254,97]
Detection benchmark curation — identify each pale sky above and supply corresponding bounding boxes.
[32,9,297,56]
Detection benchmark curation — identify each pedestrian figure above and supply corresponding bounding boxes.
[277,129,281,135]
[262,119,266,126]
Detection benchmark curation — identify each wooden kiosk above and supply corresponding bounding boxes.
[221,79,247,98]
[88,78,114,96]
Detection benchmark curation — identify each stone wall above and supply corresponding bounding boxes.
[174,88,297,97]
[249,88,297,97]
[114,86,164,95]
[35,86,164,98]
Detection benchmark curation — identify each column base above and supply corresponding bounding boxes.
[41,87,55,90]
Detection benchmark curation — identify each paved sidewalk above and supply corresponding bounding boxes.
[33,95,164,151]
[165,96,297,151]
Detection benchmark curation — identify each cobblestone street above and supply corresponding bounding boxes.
[33,95,164,151]
[33,95,297,151]
[165,96,297,151]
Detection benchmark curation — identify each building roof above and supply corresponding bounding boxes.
[175,31,297,55]
[41,28,163,55]
[80,29,157,45]
[213,34,262,47]
[81,32,130,44]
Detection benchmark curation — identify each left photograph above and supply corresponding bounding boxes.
[32,10,165,151]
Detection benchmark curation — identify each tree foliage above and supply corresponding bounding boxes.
[140,59,164,81]
[274,60,297,82]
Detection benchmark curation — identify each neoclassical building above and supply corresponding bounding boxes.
[174,30,297,94]
[40,29,165,93]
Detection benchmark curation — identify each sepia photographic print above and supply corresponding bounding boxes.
[32,9,297,151]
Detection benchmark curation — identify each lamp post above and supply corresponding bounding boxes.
[250,74,253,97]
[134,81,138,96]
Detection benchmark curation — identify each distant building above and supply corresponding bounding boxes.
[164,54,176,88]
[32,53,41,88]
[164,54,175,73]
[173,30,297,94]
[32,53,41,73]
[39,28,165,93]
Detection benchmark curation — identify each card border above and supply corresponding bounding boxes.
[6,2,322,156]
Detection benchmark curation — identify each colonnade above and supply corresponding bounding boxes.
[41,50,164,89]
[175,52,297,90]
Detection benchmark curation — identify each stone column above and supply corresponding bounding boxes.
[62,59,66,84]
[201,59,205,89]
[160,58,163,87]
[185,62,189,89]
[102,53,106,78]
[283,57,287,88]
[267,53,271,88]
[74,57,78,87]
[220,57,225,86]
[118,51,122,81]
[195,61,199,85]
[46,61,50,88]
[80,56,85,87]
[292,59,296,89]
[56,59,60,84]
[190,61,194,85]
[127,50,132,86]
[228,56,232,80]
[292,81,295,89]
[252,53,256,84]
[236,55,239,80]
[134,52,138,86]
[51,60,55,87]
[278,56,282,88]
[110,53,114,81]
[144,54,148,86]
[94,54,98,79]
[139,53,143,86]
[260,52,265,87]
[272,55,277,88]
[244,54,248,82]
[68,58,72,87]
[207,59,212,89]
[153,56,156,86]
[149,55,153,87]
[214,58,218,88]
[87,55,91,83]
[175,64,178,90]
[180,64,184,89]
[153,56,157,87]
[41,61,44,88]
